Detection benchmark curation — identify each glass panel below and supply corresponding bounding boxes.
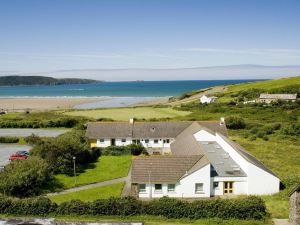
[195,183,204,193]
[155,184,162,191]
[167,184,175,192]
[139,184,146,192]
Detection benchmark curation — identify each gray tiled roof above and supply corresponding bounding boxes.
[86,121,227,139]
[131,155,209,183]
[259,93,297,100]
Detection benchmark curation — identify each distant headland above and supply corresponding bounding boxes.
[0,75,101,86]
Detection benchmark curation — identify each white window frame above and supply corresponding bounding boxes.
[121,138,126,143]
[195,183,204,193]
[167,184,175,192]
[99,139,105,143]
[138,184,146,193]
[154,184,162,192]
[154,139,159,144]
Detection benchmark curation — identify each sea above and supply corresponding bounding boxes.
[0,80,258,108]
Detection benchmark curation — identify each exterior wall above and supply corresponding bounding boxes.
[115,138,132,146]
[211,177,248,196]
[216,133,280,195]
[96,138,111,147]
[194,130,216,142]
[90,139,97,148]
[247,163,280,195]
[290,191,300,225]
[138,164,211,198]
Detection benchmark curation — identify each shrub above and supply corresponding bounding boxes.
[0,136,19,143]
[0,196,267,220]
[24,134,43,145]
[101,144,147,156]
[225,116,246,129]
[0,157,51,197]
[31,130,98,174]
[0,195,55,216]
[282,124,300,136]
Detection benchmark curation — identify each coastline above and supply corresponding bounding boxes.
[0,96,169,111]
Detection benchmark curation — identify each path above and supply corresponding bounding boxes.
[272,219,290,225]
[47,176,127,196]
[47,167,132,197]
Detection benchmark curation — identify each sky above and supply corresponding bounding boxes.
[0,0,300,75]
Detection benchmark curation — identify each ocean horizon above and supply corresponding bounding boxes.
[0,79,260,97]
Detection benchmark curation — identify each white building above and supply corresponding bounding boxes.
[86,120,280,198]
[200,95,218,104]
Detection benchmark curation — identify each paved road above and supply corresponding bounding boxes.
[0,129,67,137]
[0,144,32,167]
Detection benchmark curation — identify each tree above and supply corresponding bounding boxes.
[31,130,99,174]
[0,156,50,197]
[225,116,246,129]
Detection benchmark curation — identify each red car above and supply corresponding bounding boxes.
[9,151,29,161]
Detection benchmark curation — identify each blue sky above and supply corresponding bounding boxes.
[0,0,300,72]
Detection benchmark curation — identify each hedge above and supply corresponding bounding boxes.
[0,118,79,128]
[0,196,267,220]
[0,136,19,143]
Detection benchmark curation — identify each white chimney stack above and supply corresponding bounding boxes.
[129,118,135,124]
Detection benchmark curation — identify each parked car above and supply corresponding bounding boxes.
[9,151,29,161]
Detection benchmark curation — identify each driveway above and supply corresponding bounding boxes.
[0,129,67,137]
[0,144,32,168]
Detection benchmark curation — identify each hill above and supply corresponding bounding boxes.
[0,76,100,86]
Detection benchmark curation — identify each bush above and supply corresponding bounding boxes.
[101,144,147,156]
[0,195,55,216]
[0,196,267,220]
[31,130,98,174]
[282,124,300,136]
[0,136,19,143]
[24,134,43,145]
[225,116,246,129]
[0,157,51,197]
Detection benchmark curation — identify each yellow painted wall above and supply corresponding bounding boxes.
[90,139,97,148]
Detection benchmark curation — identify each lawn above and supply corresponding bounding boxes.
[64,107,191,120]
[54,215,271,225]
[55,156,131,189]
[49,182,125,204]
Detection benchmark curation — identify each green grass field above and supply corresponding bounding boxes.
[64,107,191,120]
[225,76,300,93]
[49,182,124,204]
[55,156,131,189]
[54,215,271,225]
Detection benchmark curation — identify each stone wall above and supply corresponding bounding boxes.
[290,190,300,225]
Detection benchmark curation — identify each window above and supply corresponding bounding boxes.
[154,184,162,192]
[154,139,159,144]
[195,183,204,193]
[167,184,175,192]
[166,139,170,143]
[145,139,149,143]
[213,182,219,189]
[138,184,146,193]
[99,139,104,143]
[121,139,126,143]
[224,182,233,194]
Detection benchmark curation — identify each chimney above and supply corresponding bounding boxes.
[129,118,135,124]
[220,117,225,126]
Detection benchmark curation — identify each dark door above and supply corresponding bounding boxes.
[111,139,116,146]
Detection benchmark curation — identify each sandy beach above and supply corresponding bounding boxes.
[0,97,109,111]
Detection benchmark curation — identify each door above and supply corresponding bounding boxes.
[224,182,233,194]
[111,139,116,146]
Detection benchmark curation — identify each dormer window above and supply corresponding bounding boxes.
[150,127,156,132]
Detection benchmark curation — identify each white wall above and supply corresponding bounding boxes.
[138,164,211,198]
[211,177,248,196]
[96,138,111,147]
[115,138,132,146]
[216,133,280,195]
[247,164,280,195]
[194,130,216,142]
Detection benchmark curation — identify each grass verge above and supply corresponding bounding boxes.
[55,156,131,189]
[49,182,124,204]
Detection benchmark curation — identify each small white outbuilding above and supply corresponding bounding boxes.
[200,95,218,104]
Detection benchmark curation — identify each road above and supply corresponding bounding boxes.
[0,129,67,137]
[0,144,32,168]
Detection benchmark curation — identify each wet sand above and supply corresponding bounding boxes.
[0,97,108,111]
